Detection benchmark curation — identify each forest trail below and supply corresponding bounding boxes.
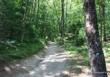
[3,42,110,77]
[1,42,110,77]
[0,42,74,77]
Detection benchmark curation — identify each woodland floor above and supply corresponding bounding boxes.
[0,42,110,77]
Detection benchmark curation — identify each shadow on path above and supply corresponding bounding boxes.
[0,42,73,77]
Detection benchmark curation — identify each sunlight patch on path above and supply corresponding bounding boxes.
[0,43,72,77]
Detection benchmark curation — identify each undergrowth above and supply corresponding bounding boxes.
[0,40,44,62]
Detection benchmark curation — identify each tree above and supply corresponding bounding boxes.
[60,0,65,44]
[84,0,108,77]
[98,0,106,42]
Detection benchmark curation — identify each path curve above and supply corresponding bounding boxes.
[0,42,73,77]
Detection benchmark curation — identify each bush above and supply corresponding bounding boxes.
[0,41,44,61]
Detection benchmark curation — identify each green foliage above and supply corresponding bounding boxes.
[0,0,85,42]
[0,0,110,62]
[0,41,43,61]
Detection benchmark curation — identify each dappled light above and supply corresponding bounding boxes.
[0,0,110,77]
[4,66,11,73]
[0,43,92,77]
[0,43,72,77]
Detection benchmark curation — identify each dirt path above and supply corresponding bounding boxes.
[0,42,73,77]
[1,42,109,77]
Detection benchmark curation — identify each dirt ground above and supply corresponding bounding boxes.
[0,42,109,77]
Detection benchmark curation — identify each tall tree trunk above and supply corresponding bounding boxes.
[102,2,106,42]
[21,0,28,42]
[99,0,106,42]
[84,0,108,77]
[61,0,65,44]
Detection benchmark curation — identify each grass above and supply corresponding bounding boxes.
[0,41,44,62]
[103,42,110,57]
[64,42,110,67]
[64,42,89,66]
[65,43,88,57]
[65,42,110,57]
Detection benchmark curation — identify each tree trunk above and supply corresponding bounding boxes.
[99,0,106,42]
[21,0,28,42]
[61,0,65,44]
[84,0,108,77]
